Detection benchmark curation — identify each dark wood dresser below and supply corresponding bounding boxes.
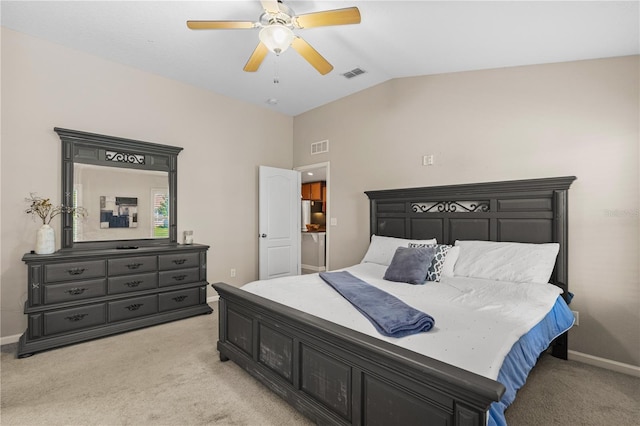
[18,244,212,357]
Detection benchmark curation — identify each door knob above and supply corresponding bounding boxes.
[260,233,267,238]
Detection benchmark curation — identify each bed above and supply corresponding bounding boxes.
[213,176,576,426]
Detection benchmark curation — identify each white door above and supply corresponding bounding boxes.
[259,166,301,280]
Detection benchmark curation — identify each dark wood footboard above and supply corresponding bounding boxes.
[214,282,504,426]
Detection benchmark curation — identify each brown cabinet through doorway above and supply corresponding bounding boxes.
[301,182,324,201]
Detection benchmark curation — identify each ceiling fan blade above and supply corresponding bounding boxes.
[293,7,361,29]
[243,42,269,72]
[291,37,333,75]
[260,0,280,14]
[187,20,255,30]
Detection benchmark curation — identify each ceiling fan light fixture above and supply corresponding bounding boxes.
[259,24,294,55]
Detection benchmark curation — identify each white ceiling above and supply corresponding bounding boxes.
[2,1,638,116]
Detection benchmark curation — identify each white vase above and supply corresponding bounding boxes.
[35,224,55,254]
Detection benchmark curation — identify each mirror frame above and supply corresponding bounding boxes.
[55,127,183,250]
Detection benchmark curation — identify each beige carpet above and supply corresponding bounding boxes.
[1,302,638,425]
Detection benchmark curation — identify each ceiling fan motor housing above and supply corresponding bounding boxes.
[259,2,294,27]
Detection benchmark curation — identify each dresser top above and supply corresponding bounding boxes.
[23,243,209,263]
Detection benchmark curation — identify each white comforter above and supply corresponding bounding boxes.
[242,263,563,380]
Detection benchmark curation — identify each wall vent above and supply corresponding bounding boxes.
[342,68,366,79]
[311,140,329,155]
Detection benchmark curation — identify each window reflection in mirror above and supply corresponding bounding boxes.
[73,164,169,242]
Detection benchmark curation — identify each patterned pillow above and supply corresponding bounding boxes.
[409,243,452,282]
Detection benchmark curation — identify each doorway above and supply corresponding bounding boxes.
[295,162,330,272]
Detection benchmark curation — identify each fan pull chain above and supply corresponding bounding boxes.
[273,57,280,85]
[266,58,280,106]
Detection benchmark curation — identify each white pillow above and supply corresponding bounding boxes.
[441,246,460,278]
[361,235,437,266]
[453,240,559,284]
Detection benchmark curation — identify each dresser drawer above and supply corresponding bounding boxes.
[108,295,158,322]
[45,260,106,283]
[158,287,200,312]
[158,267,200,287]
[44,304,106,336]
[108,273,158,294]
[44,279,107,304]
[108,256,157,276]
[158,252,200,270]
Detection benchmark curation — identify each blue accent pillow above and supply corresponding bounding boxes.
[383,246,437,284]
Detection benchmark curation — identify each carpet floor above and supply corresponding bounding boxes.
[1,302,638,425]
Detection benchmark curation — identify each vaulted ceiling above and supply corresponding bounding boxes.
[2,1,638,116]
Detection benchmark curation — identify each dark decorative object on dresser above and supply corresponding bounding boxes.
[17,128,212,358]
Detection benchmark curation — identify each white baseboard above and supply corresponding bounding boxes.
[207,295,220,304]
[1,334,21,346]
[568,350,640,377]
[301,264,326,272]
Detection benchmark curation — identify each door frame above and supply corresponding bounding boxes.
[295,162,330,271]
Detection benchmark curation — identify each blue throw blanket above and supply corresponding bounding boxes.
[318,271,435,338]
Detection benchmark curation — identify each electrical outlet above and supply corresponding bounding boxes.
[572,310,579,326]
[230,268,236,278]
[422,154,434,166]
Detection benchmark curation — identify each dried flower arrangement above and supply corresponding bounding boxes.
[25,193,87,225]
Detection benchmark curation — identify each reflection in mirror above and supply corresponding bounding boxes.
[73,164,169,242]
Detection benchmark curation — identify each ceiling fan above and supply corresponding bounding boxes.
[187,0,361,75]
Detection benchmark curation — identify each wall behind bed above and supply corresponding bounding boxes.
[293,56,639,369]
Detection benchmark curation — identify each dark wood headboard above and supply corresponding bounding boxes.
[365,176,576,296]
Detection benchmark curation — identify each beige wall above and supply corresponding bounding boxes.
[293,57,640,367]
[0,28,293,338]
[2,27,638,369]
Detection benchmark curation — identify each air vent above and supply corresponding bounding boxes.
[342,68,366,79]
[311,140,329,155]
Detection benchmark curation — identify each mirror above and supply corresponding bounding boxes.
[73,164,169,243]
[56,128,182,249]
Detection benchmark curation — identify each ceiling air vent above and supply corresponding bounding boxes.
[311,140,329,155]
[342,68,366,79]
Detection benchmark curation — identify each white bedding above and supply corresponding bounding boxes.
[242,262,563,380]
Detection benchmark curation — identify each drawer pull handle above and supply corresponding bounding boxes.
[172,259,187,265]
[65,287,87,295]
[125,303,144,311]
[125,281,142,288]
[172,295,188,302]
[127,263,143,270]
[172,274,187,281]
[67,268,86,276]
[65,313,88,322]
